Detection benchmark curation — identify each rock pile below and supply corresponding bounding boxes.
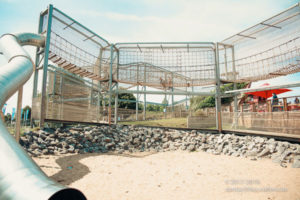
[19,125,300,168]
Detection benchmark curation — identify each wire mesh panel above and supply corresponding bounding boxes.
[115,43,216,90]
[221,4,300,83]
[32,6,111,124]
[222,111,300,135]
[46,66,103,122]
[49,8,110,81]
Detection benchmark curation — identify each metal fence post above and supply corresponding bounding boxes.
[214,43,222,133]
[40,4,53,128]
[114,49,119,124]
[108,45,114,125]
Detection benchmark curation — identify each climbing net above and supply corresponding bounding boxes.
[220,4,300,83]
[116,43,216,89]
[45,3,300,91]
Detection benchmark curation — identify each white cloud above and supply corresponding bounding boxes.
[72,0,291,43]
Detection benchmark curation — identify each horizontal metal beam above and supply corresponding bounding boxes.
[237,34,256,39]
[260,23,281,29]
[118,98,167,106]
[225,81,300,95]
[116,89,214,96]
[53,97,92,103]
[115,41,215,46]
[53,7,110,46]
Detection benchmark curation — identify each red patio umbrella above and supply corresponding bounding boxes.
[245,83,291,99]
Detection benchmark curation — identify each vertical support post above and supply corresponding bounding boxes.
[164,90,167,119]
[96,48,103,123]
[114,87,118,124]
[186,84,190,110]
[143,65,146,120]
[108,45,114,125]
[283,98,288,111]
[0,110,4,122]
[59,75,63,120]
[136,85,139,120]
[31,9,45,127]
[39,4,53,128]
[143,86,146,120]
[231,46,238,129]
[171,74,174,114]
[224,47,228,79]
[15,87,23,142]
[136,64,140,121]
[114,50,119,124]
[214,43,222,133]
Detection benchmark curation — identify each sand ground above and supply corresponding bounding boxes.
[33,151,300,200]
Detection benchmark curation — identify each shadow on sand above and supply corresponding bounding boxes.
[50,152,157,185]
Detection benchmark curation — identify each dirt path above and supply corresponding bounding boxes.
[34,151,300,200]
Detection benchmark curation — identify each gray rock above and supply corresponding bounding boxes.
[153,133,160,141]
[292,156,300,168]
[187,144,195,152]
[68,145,75,153]
[276,145,286,154]
[247,142,256,150]
[162,143,169,149]
[30,143,39,150]
[172,132,181,140]
[103,137,112,143]
[42,149,48,154]
[257,148,270,158]
[246,148,259,157]
[254,137,265,144]
[133,138,140,145]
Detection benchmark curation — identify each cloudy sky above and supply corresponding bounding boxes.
[0,0,299,113]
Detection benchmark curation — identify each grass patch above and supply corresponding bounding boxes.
[120,118,187,128]
[6,126,37,136]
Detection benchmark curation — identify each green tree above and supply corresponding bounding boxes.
[22,105,31,120]
[118,93,137,109]
[5,113,11,122]
[147,104,163,112]
[162,98,168,106]
[190,82,248,111]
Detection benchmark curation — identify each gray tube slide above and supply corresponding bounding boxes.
[0,33,86,200]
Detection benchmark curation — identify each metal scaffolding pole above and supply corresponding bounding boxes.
[114,87,118,124]
[136,65,140,121]
[96,48,103,123]
[143,86,146,120]
[171,74,174,113]
[39,4,53,127]
[215,43,222,133]
[232,46,238,129]
[32,10,44,100]
[186,84,189,110]
[136,85,139,120]
[114,50,119,124]
[117,89,213,96]
[108,45,113,125]
[164,90,167,119]
[143,65,146,120]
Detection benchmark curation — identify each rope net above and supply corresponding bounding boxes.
[220,4,300,83]
[116,44,216,89]
[31,4,300,124]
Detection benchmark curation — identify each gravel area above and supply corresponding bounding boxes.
[21,125,300,168]
[22,124,300,199]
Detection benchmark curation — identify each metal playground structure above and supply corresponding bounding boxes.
[0,3,300,200]
[29,4,300,132]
